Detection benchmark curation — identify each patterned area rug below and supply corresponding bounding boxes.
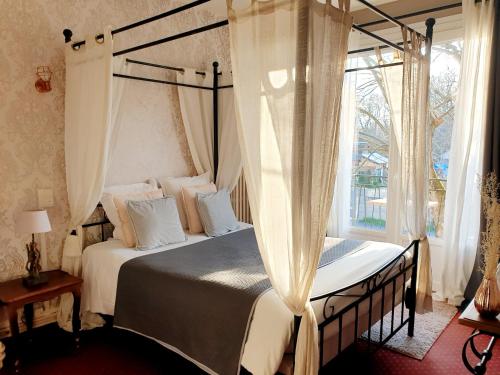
[362,301,458,360]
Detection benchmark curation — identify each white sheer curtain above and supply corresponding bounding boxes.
[374,49,405,243]
[177,70,214,179]
[227,1,352,373]
[399,28,433,313]
[217,73,242,191]
[58,30,129,331]
[436,0,495,306]
[177,71,241,190]
[327,59,357,237]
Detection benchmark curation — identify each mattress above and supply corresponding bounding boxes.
[81,223,409,375]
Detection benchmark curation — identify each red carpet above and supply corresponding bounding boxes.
[1,313,499,374]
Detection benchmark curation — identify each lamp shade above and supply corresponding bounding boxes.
[16,210,52,234]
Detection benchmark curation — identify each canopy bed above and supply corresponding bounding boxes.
[61,0,436,374]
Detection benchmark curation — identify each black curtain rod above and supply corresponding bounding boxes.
[349,16,435,55]
[125,58,222,77]
[356,0,425,39]
[117,20,401,58]
[358,2,461,28]
[113,73,213,90]
[65,0,210,47]
[345,61,403,73]
[113,19,228,57]
[348,41,403,55]
[352,24,404,52]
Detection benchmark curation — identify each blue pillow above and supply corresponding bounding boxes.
[127,197,186,250]
[196,189,239,237]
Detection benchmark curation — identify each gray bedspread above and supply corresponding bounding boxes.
[114,228,364,375]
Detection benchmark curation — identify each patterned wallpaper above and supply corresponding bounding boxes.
[0,0,230,284]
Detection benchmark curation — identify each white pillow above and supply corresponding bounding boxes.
[100,179,157,240]
[158,172,211,229]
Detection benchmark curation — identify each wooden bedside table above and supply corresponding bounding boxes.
[0,270,82,370]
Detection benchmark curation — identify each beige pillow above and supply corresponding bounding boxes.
[158,172,211,229]
[181,183,217,233]
[100,180,157,240]
[113,189,164,247]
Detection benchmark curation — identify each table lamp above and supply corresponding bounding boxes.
[16,210,51,287]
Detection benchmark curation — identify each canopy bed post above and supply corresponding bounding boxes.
[407,241,420,337]
[406,16,435,337]
[212,61,219,181]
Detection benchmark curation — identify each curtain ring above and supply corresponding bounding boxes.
[95,34,104,44]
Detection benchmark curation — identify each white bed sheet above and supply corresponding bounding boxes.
[81,225,407,375]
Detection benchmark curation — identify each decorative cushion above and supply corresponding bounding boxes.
[181,183,217,233]
[113,189,164,247]
[158,172,211,229]
[127,197,186,250]
[100,180,157,240]
[196,189,239,237]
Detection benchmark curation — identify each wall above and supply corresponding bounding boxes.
[0,0,230,333]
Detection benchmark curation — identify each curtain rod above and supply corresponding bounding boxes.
[352,24,404,52]
[345,61,403,73]
[64,0,424,58]
[358,2,461,28]
[355,0,425,39]
[64,0,209,47]
[125,58,222,77]
[115,20,401,58]
[113,20,228,57]
[113,73,213,90]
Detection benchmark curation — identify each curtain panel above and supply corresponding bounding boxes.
[436,0,495,306]
[464,0,500,301]
[58,29,128,331]
[227,0,352,373]
[399,28,433,313]
[177,70,241,190]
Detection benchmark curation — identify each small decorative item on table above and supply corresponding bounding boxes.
[15,210,52,288]
[474,172,500,318]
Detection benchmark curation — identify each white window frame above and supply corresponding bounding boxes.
[342,14,464,249]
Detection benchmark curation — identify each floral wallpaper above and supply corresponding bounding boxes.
[0,0,230,332]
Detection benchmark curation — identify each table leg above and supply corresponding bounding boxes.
[462,330,497,375]
[23,303,34,344]
[72,289,81,349]
[6,306,20,372]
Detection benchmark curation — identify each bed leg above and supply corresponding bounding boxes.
[407,240,419,337]
[292,315,301,369]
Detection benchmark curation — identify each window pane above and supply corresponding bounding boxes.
[428,40,462,237]
[350,55,392,231]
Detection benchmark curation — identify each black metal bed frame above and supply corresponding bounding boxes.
[302,239,420,369]
[64,0,444,372]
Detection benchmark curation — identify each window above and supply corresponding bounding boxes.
[428,40,462,237]
[347,39,463,239]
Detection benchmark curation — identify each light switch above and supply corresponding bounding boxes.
[38,189,54,208]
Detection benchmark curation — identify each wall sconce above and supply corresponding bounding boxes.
[35,66,52,93]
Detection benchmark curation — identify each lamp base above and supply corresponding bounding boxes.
[23,273,48,288]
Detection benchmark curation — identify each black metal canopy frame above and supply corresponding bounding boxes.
[65,0,439,370]
[63,0,441,180]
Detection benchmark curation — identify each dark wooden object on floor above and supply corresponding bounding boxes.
[0,270,82,372]
[459,301,499,374]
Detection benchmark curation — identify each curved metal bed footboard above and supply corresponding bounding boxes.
[293,239,420,370]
